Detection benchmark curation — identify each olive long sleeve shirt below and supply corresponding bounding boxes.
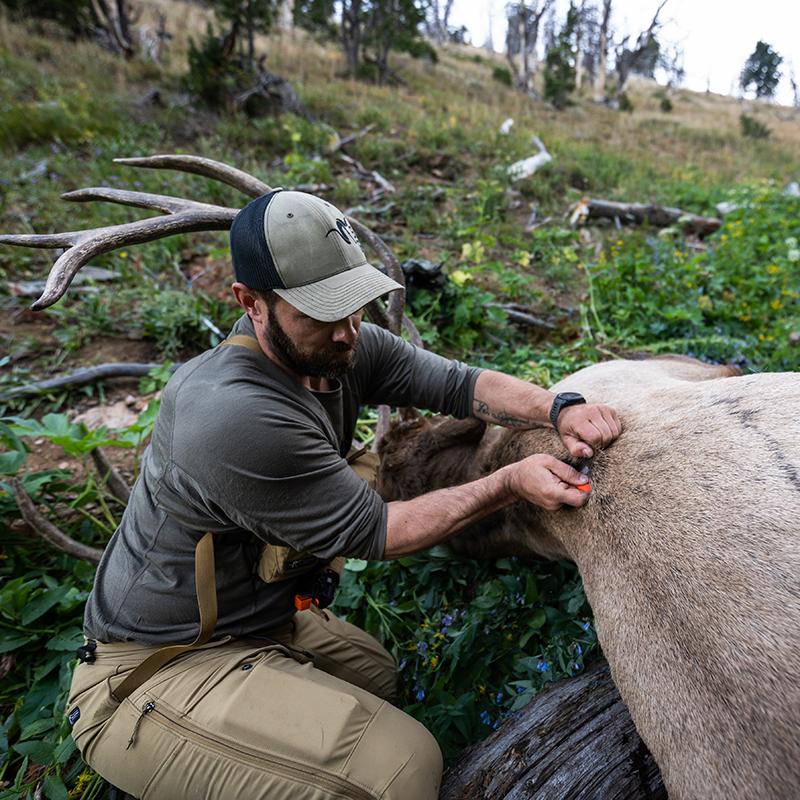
[83,316,481,644]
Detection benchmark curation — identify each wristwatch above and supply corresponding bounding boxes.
[549,392,586,429]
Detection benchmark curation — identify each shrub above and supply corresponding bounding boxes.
[618,92,634,112]
[184,24,245,110]
[660,96,673,112]
[740,113,770,140]
[492,66,512,87]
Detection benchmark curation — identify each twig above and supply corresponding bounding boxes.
[326,123,377,154]
[338,154,396,195]
[90,447,131,504]
[489,303,556,331]
[10,479,104,563]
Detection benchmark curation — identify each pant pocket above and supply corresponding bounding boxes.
[68,669,122,760]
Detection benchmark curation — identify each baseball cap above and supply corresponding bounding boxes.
[230,190,403,322]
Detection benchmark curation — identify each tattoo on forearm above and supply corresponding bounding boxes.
[474,398,534,428]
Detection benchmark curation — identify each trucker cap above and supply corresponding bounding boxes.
[230,190,402,322]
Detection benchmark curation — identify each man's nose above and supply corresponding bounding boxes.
[331,316,358,345]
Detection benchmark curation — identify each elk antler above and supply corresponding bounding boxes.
[0,154,413,339]
[0,190,235,310]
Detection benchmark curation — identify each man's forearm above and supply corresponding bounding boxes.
[472,370,554,429]
[383,466,516,559]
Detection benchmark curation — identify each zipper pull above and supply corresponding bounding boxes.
[126,700,156,750]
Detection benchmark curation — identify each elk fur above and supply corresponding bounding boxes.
[376,357,800,800]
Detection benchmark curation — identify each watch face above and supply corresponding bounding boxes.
[559,392,584,402]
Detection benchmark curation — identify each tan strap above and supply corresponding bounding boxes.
[220,334,263,355]
[110,532,217,703]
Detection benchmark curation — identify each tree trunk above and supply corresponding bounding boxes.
[593,0,611,103]
[440,660,665,800]
[277,0,294,30]
[341,0,362,78]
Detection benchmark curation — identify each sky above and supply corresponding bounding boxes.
[448,0,800,105]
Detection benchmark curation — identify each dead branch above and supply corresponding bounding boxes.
[10,479,104,564]
[338,153,396,198]
[441,659,665,800]
[490,303,556,331]
[569,197,721,236]
[325,123,377,155]
[90,448,131,504]
[5,363,174,398]
[508,135,553,182]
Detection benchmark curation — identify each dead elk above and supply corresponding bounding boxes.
[377,356,800,800]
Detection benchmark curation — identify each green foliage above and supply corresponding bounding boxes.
[659,95,673,113]
[0,87,121,149]
[618,91,634,112]
[0,0,92,35]
[585,186,800,371]
[334,551,597,761]
[740,113,771,140]
[185,23,246,109]
[740,40,783,99]
[0,395,168,796]
[543,2,578,110]
[293,0,337,38]
[492,65,513,87]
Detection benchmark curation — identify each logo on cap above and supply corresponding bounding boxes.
[326,218,359,246]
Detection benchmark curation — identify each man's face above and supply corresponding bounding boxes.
[264,296,362,380]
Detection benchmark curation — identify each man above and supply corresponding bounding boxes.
[67,190,621,799]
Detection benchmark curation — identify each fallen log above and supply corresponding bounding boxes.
[570,197,722,237]
[5,362,179,398]
[440,660,665,800]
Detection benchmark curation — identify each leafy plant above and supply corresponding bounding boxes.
[335,551,597,762]
[740,113,770,140]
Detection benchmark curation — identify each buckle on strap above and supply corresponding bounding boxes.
[76,640,97,663]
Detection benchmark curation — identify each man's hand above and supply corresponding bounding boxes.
[557,403,621,459]
[507,454,591,510]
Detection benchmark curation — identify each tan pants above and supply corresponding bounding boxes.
[68,609,442,799]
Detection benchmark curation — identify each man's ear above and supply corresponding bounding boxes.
[231,283,265,323]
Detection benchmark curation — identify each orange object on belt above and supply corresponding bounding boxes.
[294,594,313,611]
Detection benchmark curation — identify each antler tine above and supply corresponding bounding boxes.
[26,209,235,310]
[0,232,78,249]
[110,155,407,325]
[114,155,271,199]
[347,217,407,335]
[62,187,237,216]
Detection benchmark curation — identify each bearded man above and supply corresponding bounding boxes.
[67,190,621,800]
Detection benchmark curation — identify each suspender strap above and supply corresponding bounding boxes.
[220,335,263,355]
[110,532,217,703]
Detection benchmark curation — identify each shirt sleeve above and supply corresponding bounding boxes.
[170,396,387,561]
[358,324,483,417]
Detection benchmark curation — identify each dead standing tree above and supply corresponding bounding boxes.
[592,0,612,103]
[611,0,668,102]
[505,0,553,95]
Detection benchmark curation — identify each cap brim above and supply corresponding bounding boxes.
[273,263,403,322]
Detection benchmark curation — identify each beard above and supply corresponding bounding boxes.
[265,313,359,380]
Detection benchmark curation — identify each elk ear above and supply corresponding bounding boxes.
[400,406,421,421]
[425,417,487,453]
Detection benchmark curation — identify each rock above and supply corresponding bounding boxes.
[73,401,139,431]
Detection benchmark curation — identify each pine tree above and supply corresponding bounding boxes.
[740,41,783,99]
[543,2,579,109]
